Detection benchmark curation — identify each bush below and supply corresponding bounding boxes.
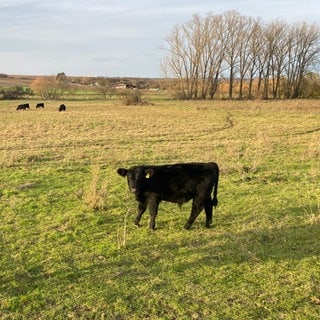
[0,86,33,100]
[120,90,142,105]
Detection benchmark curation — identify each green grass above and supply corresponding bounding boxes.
[0,99,320,319]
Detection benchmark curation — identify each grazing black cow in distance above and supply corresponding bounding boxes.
[36,102,44,108]
[117,162,219,230]
[59,104,66,111]
[16,103,30,110]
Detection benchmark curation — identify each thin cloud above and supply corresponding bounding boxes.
[1,0,319,77]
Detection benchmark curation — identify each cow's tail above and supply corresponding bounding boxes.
[212,163,219,207]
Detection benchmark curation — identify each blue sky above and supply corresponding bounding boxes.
[1,0,319,77]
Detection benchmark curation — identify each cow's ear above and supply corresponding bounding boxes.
[145,168,154,179]
[117,168,128,177]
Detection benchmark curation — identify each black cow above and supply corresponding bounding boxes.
[59,104,66,111]
[36,102,44,108]
[117,162,219,230]
[16,103,30,110]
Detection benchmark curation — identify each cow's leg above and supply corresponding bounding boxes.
[204,197,213,228]
[184,197,204,230]
[148,199,160,230]
[134,201,147,226]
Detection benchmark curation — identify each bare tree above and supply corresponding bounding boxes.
[284,22,320,98]
[205,13,227,99]
[222,11,243,99]
[192,13,226,99]
[161,24,189,98]
[237,16,260,99]
[96,77,114,99]
[271,21,289,98]
[31,74,69,99]
[247,19,264,98]
[261,22,280,99]
[198,14,215,98]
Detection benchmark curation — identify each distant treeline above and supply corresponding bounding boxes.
[161,10,320,99]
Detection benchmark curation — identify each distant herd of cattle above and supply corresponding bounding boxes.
[16,103,66,111]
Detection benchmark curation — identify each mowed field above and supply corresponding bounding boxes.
[0,98,320,319]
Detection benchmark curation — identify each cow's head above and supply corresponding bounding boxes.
[117,167,154,193]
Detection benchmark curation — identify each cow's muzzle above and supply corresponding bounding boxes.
[131,188,137,193]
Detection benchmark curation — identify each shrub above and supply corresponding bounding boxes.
[0,86,33,100]
[120,90,142,105]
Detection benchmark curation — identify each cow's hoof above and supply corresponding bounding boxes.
[205,221,212,228]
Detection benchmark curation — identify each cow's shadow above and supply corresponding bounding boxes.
[156,205,320,270]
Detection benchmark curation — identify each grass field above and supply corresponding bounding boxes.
[0,98,320,319]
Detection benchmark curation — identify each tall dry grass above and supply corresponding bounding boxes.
[83,164,108,211]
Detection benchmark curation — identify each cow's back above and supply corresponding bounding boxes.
[144,162,218,203]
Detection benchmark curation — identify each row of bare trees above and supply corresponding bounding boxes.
[161,11,320,99]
